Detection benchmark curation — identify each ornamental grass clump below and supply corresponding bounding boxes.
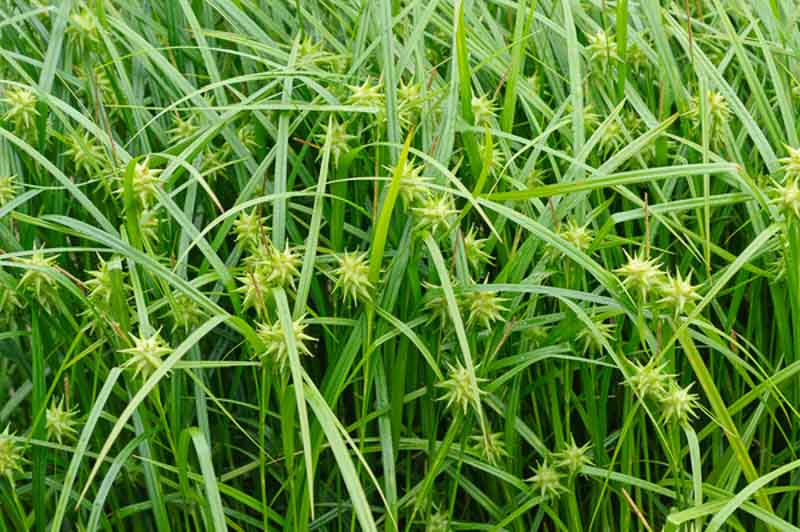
[2,2,799,530]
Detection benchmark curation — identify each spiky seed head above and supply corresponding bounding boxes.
[658,271,701,316]
[237,122,258,149]
[237,268,268,317]
[705,91,731,125]
[119,331,172,380]
[471,94,496,125]
[297,36,336,67]
[528,460,564,498]
[465,290,507,330]
[437,361,486,415]
[554,437,593,475]
[63,130,106,176]
[16,246,59,304]
[587,30,619,63]
[0,280,22,324]
[256,317,315,373]
[116,157,161,207]
[2,86,39,129]
[233,210,265,250]
[46,397,79,444]
[575,319,615,355]
[134,158,161,205]
[393,160,431,207]
[170,293,205,332]
[85,256,125,306]
[298,35,320,58]
[688,91,731,144]
[559,220,593,251]
[564,103,600,134]
[660,381,700,424]
[83,257,125,306]
[398,80,421,105]
[623,110,643,135]
[0,175,18,207]
[264,243,302,289]
[626,44,647,69]
[412,194,458,237]
[481,142,506,172]
[598,119,623,152]
[425,511,450,532]
[615,250,664,298]
[775,178,800,218]
[469,432,507,465]
[69,8,99,45]
[0,425,25,480]
[522,324,549,346]
[139,209,161,243]
[398,80,423,127]
[528,71,542,93]
[169,114,198,144]
[628,360,671,398]
[347,78,384,108]
[583,105,601,131]
[201,145,229,181]
[463,227,493,268]
[77,66,119,113]
[333,251,373,305]
[316,118,354,166]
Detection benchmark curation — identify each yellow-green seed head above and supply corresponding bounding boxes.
[394,160,431,208]
[628,360,671,398]
[437,361,486,416]
[471,94,496,125]
[170,293,205,332]
[347,78,384,108]
[469,431,507,465]
[69,8,99,46]
[463,227,493,269]
[119,331,172,380]
[316,118,354,166]
[237,268,269,317]
[256,317,315,373]
[264,243,302,290]
[425,511,450,532]
[234,210,266,250]
[46,397,79,444]
[169,115,199,144]
[333,251,373,305]
[0,425,25,479]
[587,30,619,63]
[554,437,593,475]
[776,178,800,218]
[0,175,19,207]
[16,247,59,305]
[63,130,106,176]
[528,460,564,498]
[658,271,701,316]
[560,220,593,251]
[139,209,161,243]
[660,381,700,424]
[2,86,39,129]
[615,250,664,298]
[465,290,507,330]
[398,80,423,127]
[413,194,458,237]
[85,256,125,306]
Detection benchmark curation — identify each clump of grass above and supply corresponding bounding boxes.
[1,1,800,530]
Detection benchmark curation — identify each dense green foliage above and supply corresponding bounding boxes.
[2,0,800,530]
